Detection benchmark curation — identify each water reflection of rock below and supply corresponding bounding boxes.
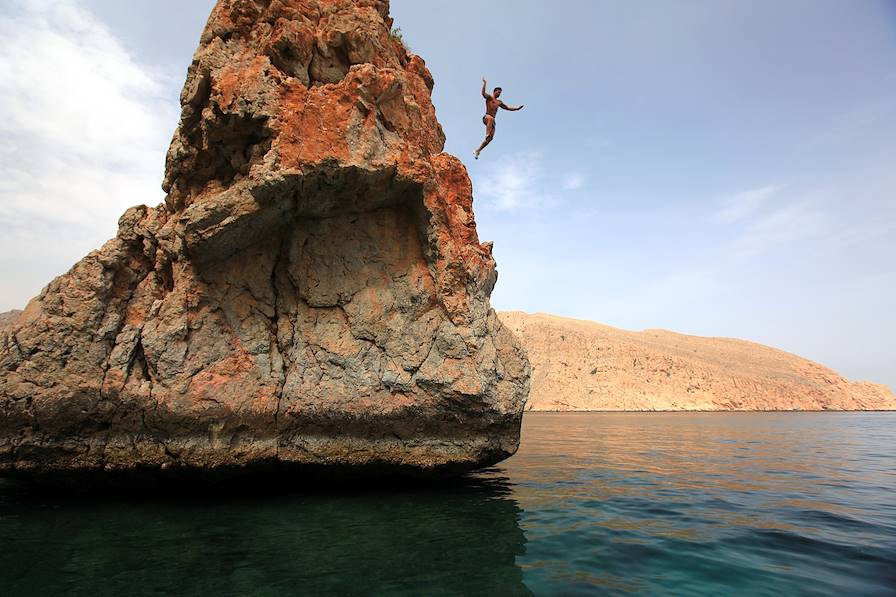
[0,476,531,595]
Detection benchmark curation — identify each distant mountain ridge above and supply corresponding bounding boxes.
[499,311,895,411]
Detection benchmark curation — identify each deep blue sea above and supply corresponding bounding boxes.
[1,412,895,595]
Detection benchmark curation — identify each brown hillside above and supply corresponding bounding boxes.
[499,311,895,411]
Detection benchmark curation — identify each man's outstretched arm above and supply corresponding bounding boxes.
[482,77,489,99]
[499,101,525,111]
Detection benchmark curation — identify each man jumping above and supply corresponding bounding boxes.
[474,77,524,159]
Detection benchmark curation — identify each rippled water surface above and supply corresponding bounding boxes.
[2,413,895,595]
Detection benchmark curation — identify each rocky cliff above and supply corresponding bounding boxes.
[0,0,530,485]
[500,312,895,411]
[0,311,20,333]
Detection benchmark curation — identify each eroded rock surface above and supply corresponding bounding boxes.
[0,312,20,333]
[0,0,529,485]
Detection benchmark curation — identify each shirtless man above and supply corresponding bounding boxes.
[474,77,524,159]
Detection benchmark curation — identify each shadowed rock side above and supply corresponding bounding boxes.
[500,312,895,411]
[0,0,529,486]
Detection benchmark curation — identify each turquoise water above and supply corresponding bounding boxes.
[1,412,895,595]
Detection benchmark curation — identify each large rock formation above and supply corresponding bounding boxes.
[501,312,895,411]
[0,0,529,484]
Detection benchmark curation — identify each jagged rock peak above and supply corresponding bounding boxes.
[0,0,530,487]
[163,0,445,211]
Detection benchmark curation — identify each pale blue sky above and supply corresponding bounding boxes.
[0,1,893,388]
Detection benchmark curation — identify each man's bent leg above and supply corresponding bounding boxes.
[474,118,496,158]
[475,134,493,158]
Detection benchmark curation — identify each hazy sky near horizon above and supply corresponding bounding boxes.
[0,0,893,389]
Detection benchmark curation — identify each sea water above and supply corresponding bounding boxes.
[1,412,894,595]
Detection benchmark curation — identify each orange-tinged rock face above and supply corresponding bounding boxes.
[163,0,445,208]
[0,0,530,486]
[275,81,354,166]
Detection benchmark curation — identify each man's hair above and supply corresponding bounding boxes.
[494,87,502,92]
